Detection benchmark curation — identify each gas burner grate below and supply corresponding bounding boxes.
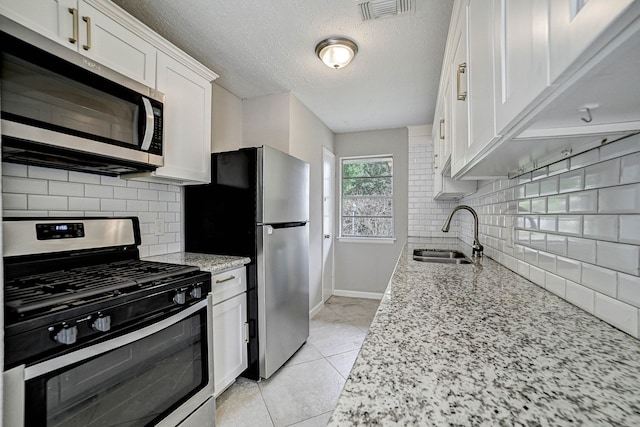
[5,260,199,318]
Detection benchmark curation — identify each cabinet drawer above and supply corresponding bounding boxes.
[211,266,246,305]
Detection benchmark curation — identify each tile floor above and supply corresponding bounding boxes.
[215,296,380,427]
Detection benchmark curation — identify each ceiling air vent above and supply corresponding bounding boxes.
[358,0,414,21]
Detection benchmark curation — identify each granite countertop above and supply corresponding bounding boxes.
[328,238,640,426]
[142,252,250,275]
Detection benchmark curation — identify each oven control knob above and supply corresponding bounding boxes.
[92,315,111,332]
[173,290,187,305]
[54,324,78,345]
[190,286,202,299]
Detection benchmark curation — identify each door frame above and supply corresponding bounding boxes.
[321,147,335,302]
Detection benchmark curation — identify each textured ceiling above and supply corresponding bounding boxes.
[112,0,454,133]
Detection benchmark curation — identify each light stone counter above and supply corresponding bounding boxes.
[328,238,640,426]
[143,252,250,275]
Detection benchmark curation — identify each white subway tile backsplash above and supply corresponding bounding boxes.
[518,200,531,213]
[545,272,566,297]
[539,176,559,196]
[566,281,595,314]
[598,183,640,213]
[585,159,620,189]
[531,198,547,213]
[28,195,67,210]
[618,273,640,308]
[101,199,127,211]
[548,159,569,176]
[620,152,640,184]
[567,237,596,263]
[114,187,139,200]
[525,182,540,198]
[518,260,530,278]
[538,251,557,273]
[3,177,48,195]
[49,181,84,197]
[2,162,28,177]
[599,134,640,161]
[581,263,617,297]
[556,256,582,282]
[583,215,618,241]
[595,294,639,338]
[69,171,101,184]
[100,176,129,188]
[546,234,568,256]
[539,216,557,232]
[619,215,640,244]
[529,266,545,287]
[530,232,546,250]
[85,184,114,199]
[138,189,159,201]
[570,150,599,170]
[568,191,597,213]
[559,169,584,193]
[596,241,640,276]
[68,197,100,211]
[547,195,568,213]
[558,215,582,236]
[532,167,548,181]
[28,165,68,181]
[3,193,27,210]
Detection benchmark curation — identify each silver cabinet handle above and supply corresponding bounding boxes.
[456,62,467,101]
[82,16,91,50]
[68,8,78,44]
[243,322,249,344]
[439,119,445,139]
[215,275,236,284]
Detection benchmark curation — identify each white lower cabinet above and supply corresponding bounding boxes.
[211,267,248,397]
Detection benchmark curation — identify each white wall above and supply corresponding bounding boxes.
[212,83,243,152]
[289,95,335,311]
[410,134,640,339]
[333,128,408,296]
[242,92,290,153]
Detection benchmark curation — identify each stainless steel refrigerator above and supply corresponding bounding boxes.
[185,146,310,379]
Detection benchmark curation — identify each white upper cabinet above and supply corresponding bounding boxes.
[1,0,218,184]
[466,0,499,165]
[449,2,469,177]
[549,0,637,83]
[493,0,549,135]
[0,0,156,87]
[152,52,212,184]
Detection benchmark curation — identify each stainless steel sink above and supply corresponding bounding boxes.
[412,249,472,264]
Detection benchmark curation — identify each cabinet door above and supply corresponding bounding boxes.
[212,293,248,397]
[78,1,156,87]
[467,0,497,161]
[449,3,469,177]
[493,0,549,135]
[549,0,635,83]
[0,0,77,49]
[155,52,212,184]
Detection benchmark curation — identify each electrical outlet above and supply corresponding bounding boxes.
[154,218,165,236]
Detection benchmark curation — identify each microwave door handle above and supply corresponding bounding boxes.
[140,97,154,151]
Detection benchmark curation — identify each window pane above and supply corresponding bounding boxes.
[342,177,392,196]
[341,217,393,237]
[342,158,392,178]
[342,197,392,216]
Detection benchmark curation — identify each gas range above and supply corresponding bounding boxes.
[3,217,212,370]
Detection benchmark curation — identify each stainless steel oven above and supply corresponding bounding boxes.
[2,217,214,427]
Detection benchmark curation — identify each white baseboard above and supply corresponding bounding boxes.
[309,300,324,319]
[332,289,383,300]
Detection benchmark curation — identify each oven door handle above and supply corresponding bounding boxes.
[24,299,208,380]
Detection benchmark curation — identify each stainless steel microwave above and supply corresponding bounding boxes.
[0,17,164,176]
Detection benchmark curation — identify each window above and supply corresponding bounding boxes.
[340,156,393,239]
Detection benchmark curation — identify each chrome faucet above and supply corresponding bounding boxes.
[441,205,483,257]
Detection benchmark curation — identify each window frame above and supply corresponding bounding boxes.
[338,154,395,243]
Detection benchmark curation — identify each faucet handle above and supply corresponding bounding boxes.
[472,241,484,257]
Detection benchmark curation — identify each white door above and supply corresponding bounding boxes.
[322,148,335,302]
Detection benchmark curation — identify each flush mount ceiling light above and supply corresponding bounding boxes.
[315,37,358,69]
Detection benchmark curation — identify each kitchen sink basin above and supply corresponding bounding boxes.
[412,249,472,264]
